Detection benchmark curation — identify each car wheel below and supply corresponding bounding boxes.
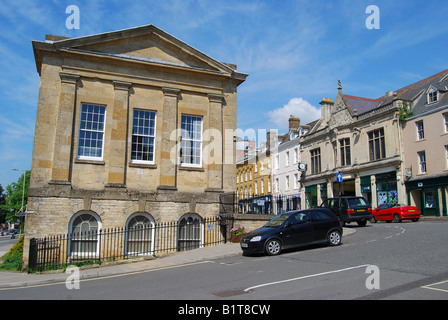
[327,230,342,246]
[357,220,367,227]
[393,214,402,223]
[265,239,281,256]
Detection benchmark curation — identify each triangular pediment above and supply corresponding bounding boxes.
[328,92,355,129]
[37,25,236,75]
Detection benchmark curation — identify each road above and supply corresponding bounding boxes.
[1,221,448,301]
[0,237,18,257]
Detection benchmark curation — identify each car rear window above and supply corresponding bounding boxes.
[347,198,369,207]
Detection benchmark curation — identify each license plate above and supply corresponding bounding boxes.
[241,243,248,248]
[409,209,414,212]
[356,209,366,213]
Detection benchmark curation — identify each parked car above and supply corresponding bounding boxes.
[320,196,373,227]
[240,209,342,256]
[0,229,10,236]
[372,203,420,223]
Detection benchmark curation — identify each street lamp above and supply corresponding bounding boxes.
[11,169,26,213]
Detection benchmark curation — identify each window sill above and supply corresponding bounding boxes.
[75,159,105,166]
[129,162,157,169]
[179,166,205,172]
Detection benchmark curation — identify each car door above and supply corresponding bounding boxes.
[310,210,334,241]
[282,212,315,248]
[376,204,392,220]
[321,199,339,217]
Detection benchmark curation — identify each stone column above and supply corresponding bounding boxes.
[326,179,334,198]
[206,94,224,192]
[50,72,80,185]
[107,80,132,187]
[158,87,180,190]
[355,173,361,196]
[371,175,377,208]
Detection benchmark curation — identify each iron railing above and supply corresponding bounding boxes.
[28,216,230,273]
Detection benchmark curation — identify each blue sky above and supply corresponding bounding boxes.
[1,0,447,188]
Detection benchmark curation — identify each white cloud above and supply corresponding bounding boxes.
[267,97,321,132]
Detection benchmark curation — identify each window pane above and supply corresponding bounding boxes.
[131,110,156,163]
[78,104,106,159]
[180,115,202,166]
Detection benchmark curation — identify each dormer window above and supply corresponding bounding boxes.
[427,87,439,104]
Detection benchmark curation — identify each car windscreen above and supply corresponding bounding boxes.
[347,198,369,207]
[264,214,291,227]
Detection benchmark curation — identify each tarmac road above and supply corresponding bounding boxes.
[1,221,448,300]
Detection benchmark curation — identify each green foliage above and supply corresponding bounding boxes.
[398,101,413,122]
[0,236,24,271]
[0,170,30,223]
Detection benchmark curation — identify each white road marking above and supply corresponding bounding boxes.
[421,280,448,294]
[244,264,371,292]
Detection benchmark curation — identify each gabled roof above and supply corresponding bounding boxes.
[379,68,448,103]
[32,24,247,84]
[343,95,381,115]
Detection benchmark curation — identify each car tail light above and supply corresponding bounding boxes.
[347,209,355,214]
[368,208,372,213]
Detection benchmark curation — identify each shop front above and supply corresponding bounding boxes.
[406,175,448,217]
[375,172,398,206]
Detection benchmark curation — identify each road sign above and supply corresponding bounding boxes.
[337,173,343,183]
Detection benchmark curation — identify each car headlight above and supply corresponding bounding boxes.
[250,236,262,242]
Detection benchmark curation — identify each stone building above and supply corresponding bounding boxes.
[300,81,406,209]
[401,69,448,217]
[236,149,272,214]
[23,25,247,267]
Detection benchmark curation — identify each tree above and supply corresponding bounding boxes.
[0,185,6,224]
[0,170,31,223]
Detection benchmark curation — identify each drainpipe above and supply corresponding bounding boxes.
[396,110,405,204]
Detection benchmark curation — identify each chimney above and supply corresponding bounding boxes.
[319,97,334,123]
[266,130,278,151]
[288,115,301,132]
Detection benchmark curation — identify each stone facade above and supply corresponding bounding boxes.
[299,83,406,209]
[401,69,448,216]
[24,25,247,267]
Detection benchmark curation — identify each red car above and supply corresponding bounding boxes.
[372,203,420,223]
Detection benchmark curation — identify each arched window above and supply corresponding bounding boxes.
[126,214,154,256]
[69,212,101,257]
[178,215,202,252]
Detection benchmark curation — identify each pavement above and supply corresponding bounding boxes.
[0,225,393,289]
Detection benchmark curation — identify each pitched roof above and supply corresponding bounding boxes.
[343,95,381,115]
[32,24,248,83]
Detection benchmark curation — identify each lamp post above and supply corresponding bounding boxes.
[11,169,26,213]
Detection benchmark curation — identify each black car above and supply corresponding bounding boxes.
[240,209,342,256]
[320,196,373,227]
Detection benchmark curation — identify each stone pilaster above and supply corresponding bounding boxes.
[205,93,224,192]
[158,87,180,190]
[107,80,132,187]
[50,72,80,185]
